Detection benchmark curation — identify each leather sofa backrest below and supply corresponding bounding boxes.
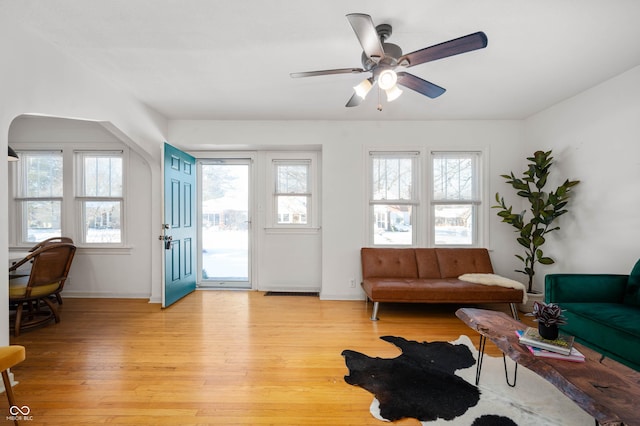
[435,248,494,278]
[414,249,442,278]
[361,248,418,279]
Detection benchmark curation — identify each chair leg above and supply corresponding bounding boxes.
[40,298,60,323]
[13,304,24,338]
[55,293,63,305]
[2,370,19,425]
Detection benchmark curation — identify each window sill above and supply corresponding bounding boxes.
[264,227,321,235]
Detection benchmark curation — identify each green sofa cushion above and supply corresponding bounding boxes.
[623,259,640,307]
[560,302,640,370]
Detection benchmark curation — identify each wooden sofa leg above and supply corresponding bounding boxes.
[509,303,520,320]
[370,302,380,321]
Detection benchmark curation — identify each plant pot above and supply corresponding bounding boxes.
[538,323,559,340]
[518,292,544,313]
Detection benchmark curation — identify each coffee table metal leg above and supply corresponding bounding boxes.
[476,335,518,387]
[503,354,518,387]
[475,335,486,385]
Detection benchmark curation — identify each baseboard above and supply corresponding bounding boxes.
[63,292,151,299]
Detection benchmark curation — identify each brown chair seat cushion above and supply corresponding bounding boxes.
[9,276,60,298]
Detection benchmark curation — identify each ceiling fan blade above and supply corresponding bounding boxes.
[345,92,363,107]
[346,13,385,60]
[399,32,488,67]
[397,72,446,99]
[290,68,364,78]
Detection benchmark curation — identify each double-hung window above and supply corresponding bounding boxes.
[273,160,310,225]
[76,151,124,244]
[431,151,480,246]
[13,151,63,243]
[369,151,418,246]
[266,151,319,230]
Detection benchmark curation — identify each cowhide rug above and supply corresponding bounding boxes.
[342,335,593,425]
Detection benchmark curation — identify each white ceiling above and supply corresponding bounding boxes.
[5,0,640,121]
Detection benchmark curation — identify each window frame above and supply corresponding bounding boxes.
[367,151,419,246]
[365,147,484,248]
[9,145,129,249]
[74,150,126,247]
[12,150,64,245]
[430,151,482,247]
[265,151,319,231]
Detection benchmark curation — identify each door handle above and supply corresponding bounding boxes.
[158,235,173,250]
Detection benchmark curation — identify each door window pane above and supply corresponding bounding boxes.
[201,162,250,284]
[273,161,311,226]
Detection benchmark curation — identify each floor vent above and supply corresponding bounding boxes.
[264,291,319,297]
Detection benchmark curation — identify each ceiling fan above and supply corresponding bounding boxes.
[290,13,488,109]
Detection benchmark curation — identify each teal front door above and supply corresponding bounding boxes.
[162,143,196,307]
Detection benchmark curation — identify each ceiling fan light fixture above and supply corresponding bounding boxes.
[385,85,403,102]
[353,78,374,99]
[377,69,397,90]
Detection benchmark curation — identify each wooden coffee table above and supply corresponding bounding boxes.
[456,307,640,426]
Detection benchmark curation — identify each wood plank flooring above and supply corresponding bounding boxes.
[7,291,527,425]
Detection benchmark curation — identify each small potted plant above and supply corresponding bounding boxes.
[528,301,567,340]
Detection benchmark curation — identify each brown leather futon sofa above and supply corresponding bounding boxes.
[361,247,523,320]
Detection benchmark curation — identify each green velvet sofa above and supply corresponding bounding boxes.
[545,260,640,371]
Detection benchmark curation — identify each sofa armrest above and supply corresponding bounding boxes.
[545,274,628,303]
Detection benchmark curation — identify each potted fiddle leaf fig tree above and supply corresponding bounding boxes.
[493,150,580,306]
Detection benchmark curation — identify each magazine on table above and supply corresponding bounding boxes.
[517,327,575,356]
[516,330,584,362]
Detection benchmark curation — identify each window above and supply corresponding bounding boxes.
[367,149,482,247]
[267,152,318,229]
[274,161,309,225]
[76,151,124,244]
[369,152,418,245]
[13,151,63,243]
[432,152,480,246]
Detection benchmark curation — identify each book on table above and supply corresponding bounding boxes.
[516,330,584,362]
[518,326,575,356]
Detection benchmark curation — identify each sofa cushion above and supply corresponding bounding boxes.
[623,259,640,307]
[361,248,418,279]
[435,248,493,278]
[560,302,640,369]
[361,278,523,303]
[414,249,441,279]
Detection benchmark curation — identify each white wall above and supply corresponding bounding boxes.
[1,18,167,345]
[524,65,640,287]
[169,120,526,300]
[8,116,154,298]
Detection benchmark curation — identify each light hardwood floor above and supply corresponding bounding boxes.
[7,291,527,425]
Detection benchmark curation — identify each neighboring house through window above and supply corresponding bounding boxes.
[368,149,482,247]
[76,151,124,244]
[12,148,126,247]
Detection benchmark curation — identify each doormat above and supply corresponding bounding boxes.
[264,291,319,297]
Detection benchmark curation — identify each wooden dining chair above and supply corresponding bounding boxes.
[9,243,76,337]
[27,236,74,253]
